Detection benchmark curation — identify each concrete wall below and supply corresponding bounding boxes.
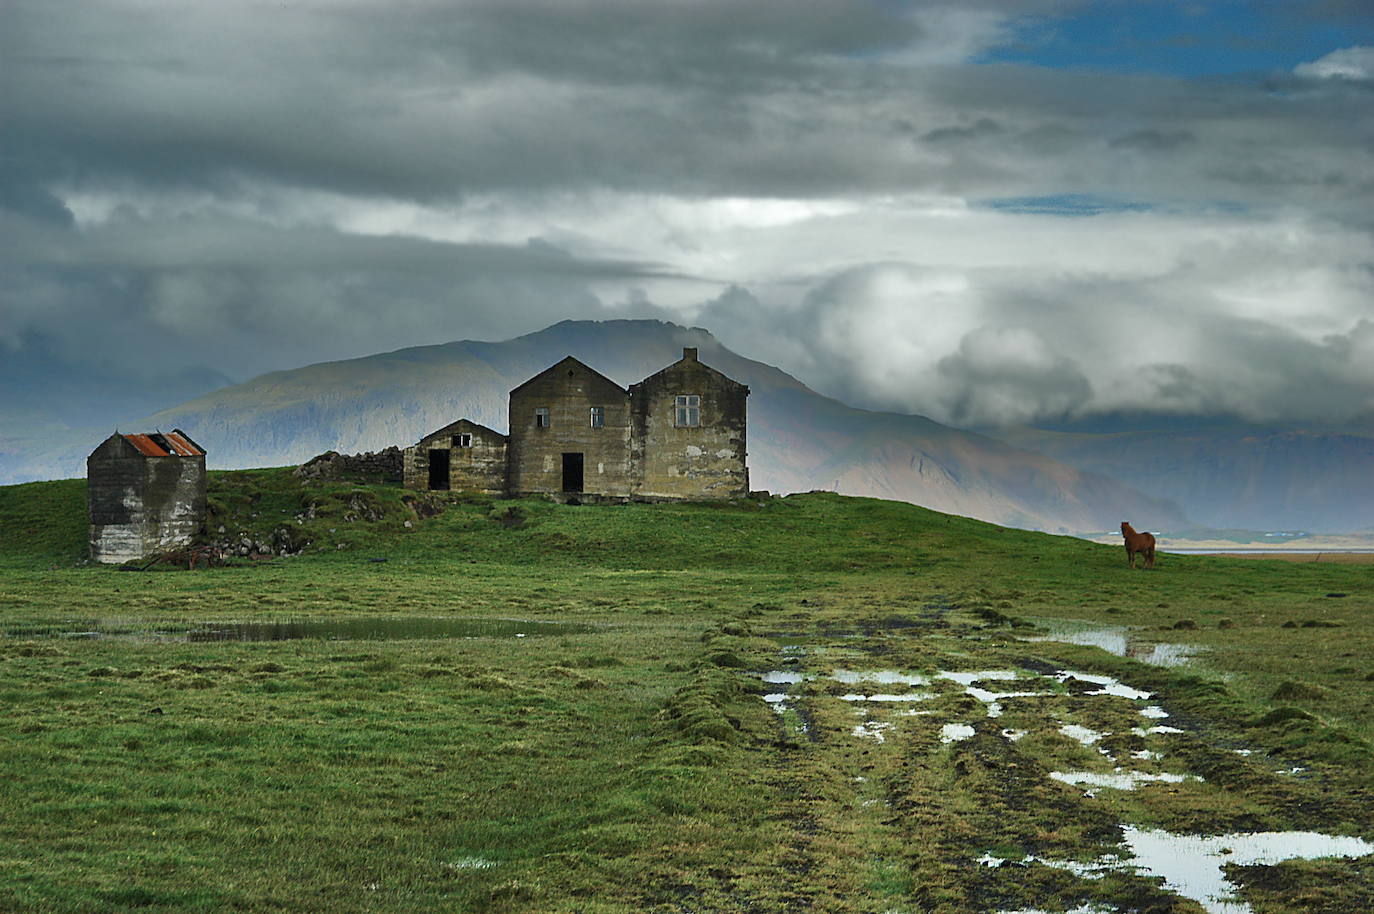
[88,435,206,563]
[404,421,507,494]
[508,357,634,497]
[630,351,749,500]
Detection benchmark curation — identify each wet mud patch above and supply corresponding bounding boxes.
[742,623,1374,914]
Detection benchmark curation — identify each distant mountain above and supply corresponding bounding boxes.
[986,420,1374,533]
[2,320,1183,534]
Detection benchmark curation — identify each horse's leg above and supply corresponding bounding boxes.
[1126,545,1135,568]
[1146,547,1155,570]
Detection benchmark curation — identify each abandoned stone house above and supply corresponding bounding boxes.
[404,348,749,500]
[87,429,207,563]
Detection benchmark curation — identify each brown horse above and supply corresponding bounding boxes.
[1121,522,1156,569]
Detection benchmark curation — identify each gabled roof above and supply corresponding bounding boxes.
[629,353,748,394]
[414,418,505,444]
[509,355,628,397]
[122,429,204,457]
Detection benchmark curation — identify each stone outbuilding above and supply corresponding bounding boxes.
[405,348,749,501]
[87,429,207,563]
[402,419,508,495]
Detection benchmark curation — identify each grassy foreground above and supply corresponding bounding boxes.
[1,470,1371,913]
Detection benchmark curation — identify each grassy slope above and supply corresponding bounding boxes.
[0,472,1371,913]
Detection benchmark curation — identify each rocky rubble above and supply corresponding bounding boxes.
[294,447,403,482]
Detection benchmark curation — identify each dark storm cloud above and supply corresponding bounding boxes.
[2,0,1372,437]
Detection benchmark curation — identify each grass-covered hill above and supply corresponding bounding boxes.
[1,319,1184,535]
[1,474,1372,913]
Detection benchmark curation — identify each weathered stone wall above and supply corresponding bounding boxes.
[403,421,507,494]
[297,447,403,482]
[88,435,207,563]
[508,357,634,498]
[143,456,208,553]
[630,351,749,500]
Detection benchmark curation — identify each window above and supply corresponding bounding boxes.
[589,406,604,428]
[455,433,472,448]
[535,407,550,428]
[674,395,700,427]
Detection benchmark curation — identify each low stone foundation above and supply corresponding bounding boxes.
[295,447,403,483]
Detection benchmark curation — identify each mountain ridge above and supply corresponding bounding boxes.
[4,319,1184,534]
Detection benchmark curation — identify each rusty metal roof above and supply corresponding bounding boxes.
[162,430,203,456]
[122,430,204,457]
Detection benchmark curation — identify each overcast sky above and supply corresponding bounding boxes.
[3,0,1372,427]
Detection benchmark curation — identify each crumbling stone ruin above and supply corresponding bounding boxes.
[405,348,749,500]
[87,430,207,563]
[295,447,403,483]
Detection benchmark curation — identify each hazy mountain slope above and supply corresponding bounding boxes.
[6,320,1183,533]
[989,423,1374,532]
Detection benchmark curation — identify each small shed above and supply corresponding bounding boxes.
[87,429,207,564]
[403,419,508,495]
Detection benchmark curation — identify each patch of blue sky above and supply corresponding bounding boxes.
[978,2,1369,78]
[980,193,1154,216]
[979,194,1252,217]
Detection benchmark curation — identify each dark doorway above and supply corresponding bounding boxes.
[428,448,451,490]
[562,452,584,493]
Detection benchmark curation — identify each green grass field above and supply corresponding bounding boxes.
[1,470,1371,912]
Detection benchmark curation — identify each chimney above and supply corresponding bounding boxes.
[682,347,698,362]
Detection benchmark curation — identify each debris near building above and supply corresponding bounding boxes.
[405,348,749,501]
[295,447,403,483]
[87,429,207,564]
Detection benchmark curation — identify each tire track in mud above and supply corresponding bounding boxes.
[748,613,1374,914]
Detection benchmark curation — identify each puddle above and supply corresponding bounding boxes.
[997,907,1117,914]
[2,618,596,642]
[831,669,929,686]
[1024,623,1201,667]
[988,827,1373,913]
[853,721,893,742]
[967,686,1052,718]
[762,671,809,685]
[1056,670,1153,700]
[839,692,936,702]
[1049,770,1197,791]
[1058,724,1107,747]
[939,670,1021,686]
[940,723,976,743]
[1121,826,1374,914]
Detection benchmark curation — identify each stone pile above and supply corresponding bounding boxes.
[295,447,403,482]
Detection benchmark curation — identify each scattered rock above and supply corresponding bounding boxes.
[1172,619,1197,630]
[295,447,402,482]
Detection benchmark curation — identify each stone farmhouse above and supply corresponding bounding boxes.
[87,429,207,563]
[404,348,749,500]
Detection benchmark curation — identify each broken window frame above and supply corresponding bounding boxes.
[589,406,604,428]
[535,407,550,428]
[455,433,473,448]
[674,395,700,428]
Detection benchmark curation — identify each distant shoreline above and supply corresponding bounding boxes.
[1164,549,1374,563]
